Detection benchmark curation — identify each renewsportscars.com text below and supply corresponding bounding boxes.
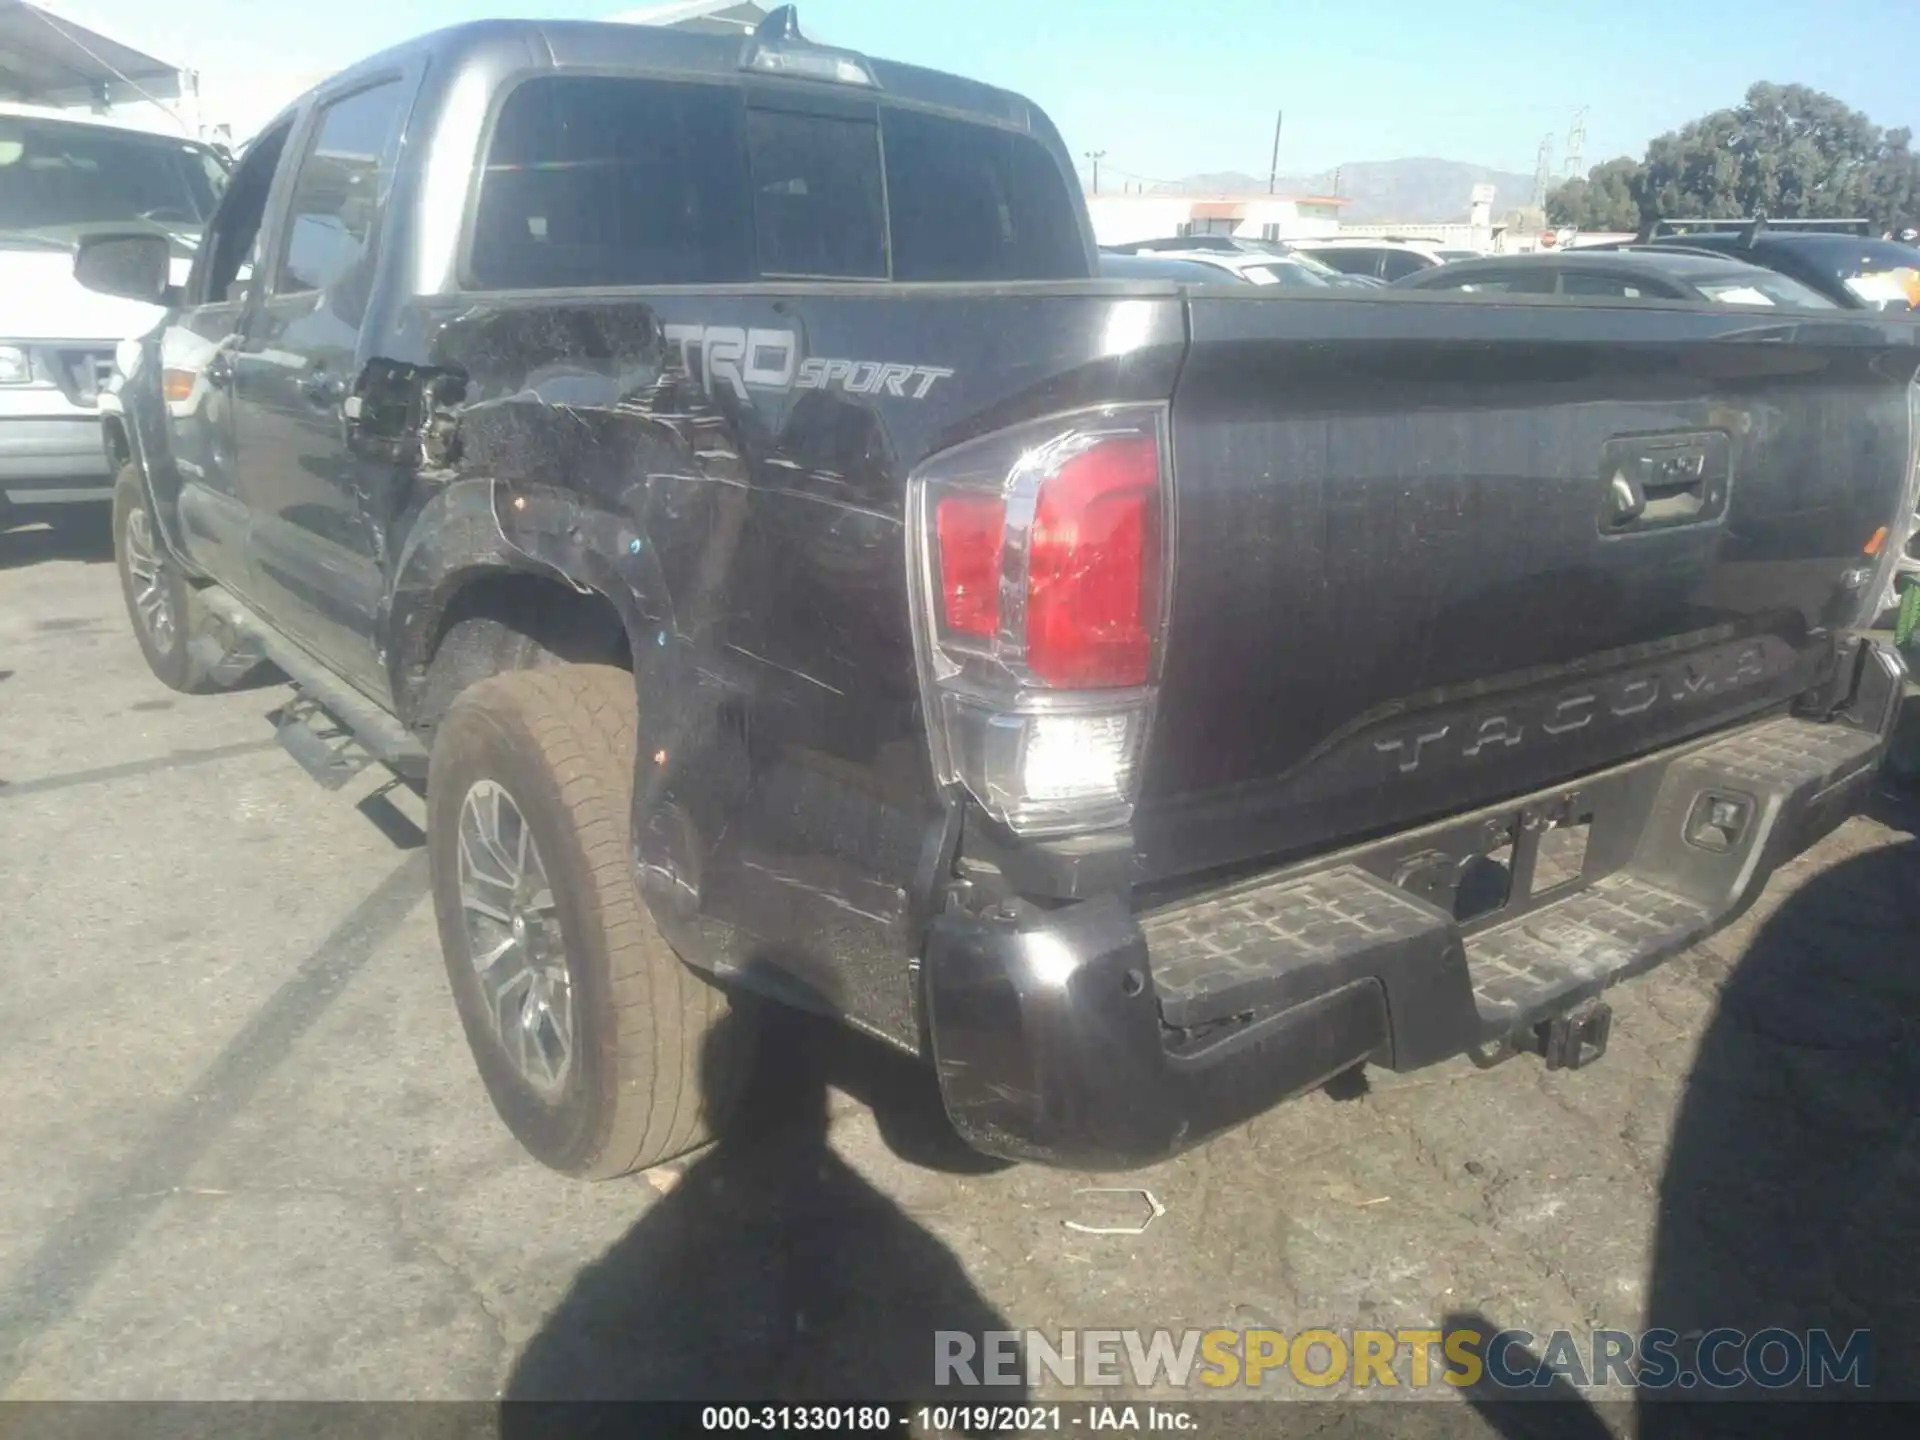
[935,1327,1873,1392]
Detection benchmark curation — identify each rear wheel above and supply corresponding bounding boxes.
[112,465,222,693]
[427,663,754,1178]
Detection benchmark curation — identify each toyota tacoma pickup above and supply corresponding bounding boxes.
[76,9,1919,1177]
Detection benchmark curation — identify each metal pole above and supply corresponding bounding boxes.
[1268,111,1283,194]
[1085,150,1107,194]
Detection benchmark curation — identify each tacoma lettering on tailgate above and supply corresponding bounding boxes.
[1374,641,1772,777]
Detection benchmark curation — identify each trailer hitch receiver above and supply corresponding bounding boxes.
[1535,999,1612,1071]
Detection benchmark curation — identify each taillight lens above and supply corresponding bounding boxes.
[910,404,1171,835]
[1028,435,1161,687]
[935,492,1004,640]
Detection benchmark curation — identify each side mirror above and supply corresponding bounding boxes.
[73,233,176,307]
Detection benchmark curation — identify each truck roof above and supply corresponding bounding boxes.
[277,14,1040,138]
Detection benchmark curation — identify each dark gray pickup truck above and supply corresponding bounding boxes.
[77,8,1918,1178]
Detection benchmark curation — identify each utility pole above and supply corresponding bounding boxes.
[1267,110,1284,194]
[1084,150,1107,194]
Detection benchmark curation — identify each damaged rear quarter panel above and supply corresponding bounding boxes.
[413,286,1185,1047]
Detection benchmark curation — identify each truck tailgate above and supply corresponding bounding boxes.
[1136,294,1919,883]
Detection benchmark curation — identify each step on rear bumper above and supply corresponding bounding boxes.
[922,641,1906,1169]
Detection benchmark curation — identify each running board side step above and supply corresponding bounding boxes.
[196,586,429,785]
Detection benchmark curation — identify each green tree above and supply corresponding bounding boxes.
[1546,156,1645,230]
[1637,82,1920,231]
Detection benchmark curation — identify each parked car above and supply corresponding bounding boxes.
[1288,237,1459,281]
[1111,247,1342,289]
[0,104,228,527]
[1391,249,1840,308]
[1619,218,1920,312]
[1105,234,1294,258]
[78,9,1918,1178]
[1097,252,1250,282]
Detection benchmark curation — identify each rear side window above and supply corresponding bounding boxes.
[747,107,886,279]
[1560,271,1658,299]
[1425,269,1557,295]
[470,76,753,289]
[882,107,1085,281]
[277,80,409,300]
[1379,251,1430,281]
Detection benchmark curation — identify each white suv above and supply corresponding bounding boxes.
[0,105,225,520]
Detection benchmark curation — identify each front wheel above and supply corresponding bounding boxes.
[112,465,222,693]
[426,663,755,1178]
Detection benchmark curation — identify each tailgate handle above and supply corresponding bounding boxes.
[1600,434,1729,534]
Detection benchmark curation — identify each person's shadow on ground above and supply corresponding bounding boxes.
[502,968,1025,1425]
[1448,772,1920,1437]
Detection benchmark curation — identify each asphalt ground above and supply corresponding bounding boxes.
[3,507,1917,1434]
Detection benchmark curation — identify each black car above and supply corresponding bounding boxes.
[1391,249,1838,308]
[1623,219,1920,312]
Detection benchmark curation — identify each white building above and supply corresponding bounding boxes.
[1086,192,1349,248]
[1330,186,1507,253]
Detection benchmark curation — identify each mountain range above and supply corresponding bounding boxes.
[1146,158,1541,222]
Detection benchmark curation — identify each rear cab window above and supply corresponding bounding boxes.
[466,74,1087,290]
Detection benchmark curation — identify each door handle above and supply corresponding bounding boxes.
[205,352,234,388]
[1598,433,1731,535]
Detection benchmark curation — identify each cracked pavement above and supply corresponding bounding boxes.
[4,514,1917,1424]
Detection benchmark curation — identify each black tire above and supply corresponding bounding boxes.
[112,465,221,693]
[427,663,754,1179]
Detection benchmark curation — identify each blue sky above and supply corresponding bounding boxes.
[61,0,1920,183]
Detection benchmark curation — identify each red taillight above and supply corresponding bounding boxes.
[1027,435,1161,687]
[911,403,1167,835]
[935,491,1005,639]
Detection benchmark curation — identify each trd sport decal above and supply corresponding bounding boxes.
[663,324,954,403]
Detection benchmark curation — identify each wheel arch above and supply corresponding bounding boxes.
[386,478,656,736]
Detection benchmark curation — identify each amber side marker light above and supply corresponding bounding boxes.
[161,370,195,403]
[1863,525,1889,557]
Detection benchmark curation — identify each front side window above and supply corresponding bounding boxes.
[0,116,225,235]
[198,121,291,305]
[1560,271,1655,299]
[1428,269,1556,295]
[1380,250,1431,281]
[276,79,408,298]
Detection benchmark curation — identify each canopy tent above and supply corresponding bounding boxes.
[0,0,188,113]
